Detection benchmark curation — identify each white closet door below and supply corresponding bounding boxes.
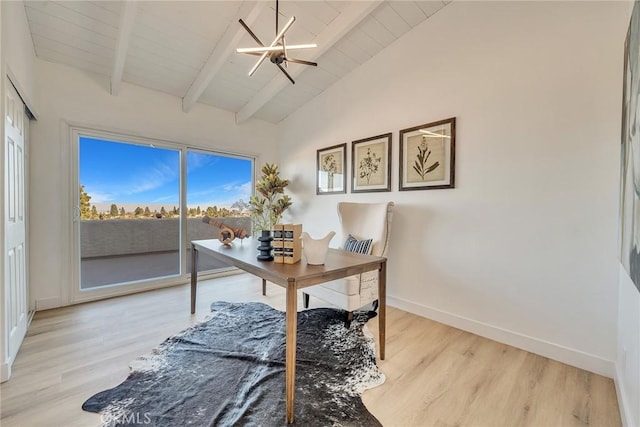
[4,80,28,380]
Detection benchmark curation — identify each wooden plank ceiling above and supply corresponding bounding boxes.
[24,1,449,124]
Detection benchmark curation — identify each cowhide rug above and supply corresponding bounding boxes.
[82,301,385,426]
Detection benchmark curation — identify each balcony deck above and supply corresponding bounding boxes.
[81,249,230,289]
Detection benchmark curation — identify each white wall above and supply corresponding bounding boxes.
[3,1,37,110]
[277,1,630,378]
[617,268,640,427]
[30,59,279,310]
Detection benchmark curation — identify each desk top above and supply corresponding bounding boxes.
[192,237,385,289]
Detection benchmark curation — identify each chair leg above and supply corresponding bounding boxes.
[262,279,267,296]
[345,311,353,328]
[371,299,379,312]
[303,292,310,309]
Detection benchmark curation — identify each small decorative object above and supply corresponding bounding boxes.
[273,224,302,264]
[399,117,456,191]
[202,217,249,244]
[218,228,235,246]
[257,230,274,261]
[352,133,392,193]
[301,231,336,265]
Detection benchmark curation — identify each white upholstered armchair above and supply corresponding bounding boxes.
[303,202,394,322]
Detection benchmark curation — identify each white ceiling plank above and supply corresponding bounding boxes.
[90,1,122,15]
[333,37,372,65]
[415,1,447,18]
[388,1,428,28]
[357,14,396,48]
[296,1,342,25]
[59,0,121,27]
[35,46,112,76]
[32,34,112,67]
[110,1,138,96]
[235,0,383,124]
[25,2,118,39]
[343,27,383,57]
[26,7,112,46]
[371,3,411,38]
[320,48,360,76]
[128,35,204,70]
[298,66,340,91]
[274,2,326,37]
[122,72,187,98]
[28,20,115,52]
[182,1,267,113]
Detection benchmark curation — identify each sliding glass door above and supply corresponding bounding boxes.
[79,136,181,289]
[74,130,254,296]
[186,150,253,274]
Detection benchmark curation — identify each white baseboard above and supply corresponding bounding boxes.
[1,361,11,382]
[35,296,62,311]
[615,363,636,427]
[387,295,616,378]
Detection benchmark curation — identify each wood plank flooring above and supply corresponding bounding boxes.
[0,274,621,426]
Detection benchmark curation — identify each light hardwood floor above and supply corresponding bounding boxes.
[1,274,621,426]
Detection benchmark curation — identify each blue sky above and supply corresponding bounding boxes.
[80,136,252,208]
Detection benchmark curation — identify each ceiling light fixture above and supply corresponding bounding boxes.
[236,0,317,84]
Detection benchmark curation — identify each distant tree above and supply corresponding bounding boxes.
[144,206,151,216]
[91,205,98,219]
[80,185,92,220]
[196,206,201,215]
[188,207,196,217]
[172,206,179,215]
[231,199,249,213]
[119,207,126,216]
[160,206,167,217]
[134,207,143,216]
[110,204,119,217]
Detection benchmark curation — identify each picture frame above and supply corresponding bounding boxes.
[316,143,347,195]
[351,133,392,193]
[399,117,456,191]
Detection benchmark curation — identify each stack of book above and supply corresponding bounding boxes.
[272,224,302,264]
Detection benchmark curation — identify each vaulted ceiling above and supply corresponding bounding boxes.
[24,1,450,124]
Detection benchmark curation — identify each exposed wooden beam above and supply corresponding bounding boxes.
[110,1,137,96]
[182,1,267,113]
[235,1,382,124]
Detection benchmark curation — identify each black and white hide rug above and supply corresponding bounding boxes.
[82,301,385,426]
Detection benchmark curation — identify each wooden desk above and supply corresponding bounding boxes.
[190,238,387,424]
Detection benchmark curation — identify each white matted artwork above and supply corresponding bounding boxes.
[620,1,640,293]
[399,117,456,191]
[316,143,346,195]
[352,133,391,193]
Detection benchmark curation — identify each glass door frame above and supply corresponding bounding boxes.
[69,126,255,304]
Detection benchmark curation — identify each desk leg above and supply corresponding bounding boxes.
[379,260,386,360]
[262,279,267,296]
[190,244,198,314]
[285,280,297,423]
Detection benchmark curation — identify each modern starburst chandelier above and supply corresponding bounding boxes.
[236,0,318,84]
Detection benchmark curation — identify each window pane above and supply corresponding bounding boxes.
[79,136,180,288]
[186,151,252,273]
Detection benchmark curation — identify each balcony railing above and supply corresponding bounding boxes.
[80,216,252,289]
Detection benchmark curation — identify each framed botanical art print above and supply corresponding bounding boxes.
[352,133,392,193]
[399,117,455,191]
[317,143,346,195]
